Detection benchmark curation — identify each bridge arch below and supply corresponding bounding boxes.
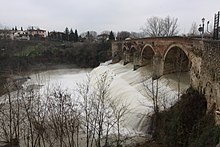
[140,44,155,66]
[122,45,129,52]
[122,44,138,64]
[163,44,191,75]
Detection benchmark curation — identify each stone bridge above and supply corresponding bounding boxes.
[112,36,220,122]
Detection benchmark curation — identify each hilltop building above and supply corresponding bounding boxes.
[27,27,46,40]
[97,33,110,42]
[0,26,46,40]
[48,31,65,41]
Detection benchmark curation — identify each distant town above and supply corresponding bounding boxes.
[0,26,46,41]
[0,26,147,43]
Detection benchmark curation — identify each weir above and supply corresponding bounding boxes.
[91,61,190,133]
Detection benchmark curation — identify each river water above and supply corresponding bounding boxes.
[24,68,92,95]
[0,61,190,146]
[22,61,190,133]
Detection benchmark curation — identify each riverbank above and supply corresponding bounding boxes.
[0,63,79,96]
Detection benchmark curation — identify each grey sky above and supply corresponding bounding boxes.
[0,0,219,34]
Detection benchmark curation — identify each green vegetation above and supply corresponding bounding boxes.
[151,87,220,147]
[109,31,115,40]
[0,40,112,72]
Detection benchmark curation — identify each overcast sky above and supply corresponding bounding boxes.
[0,0,219,34]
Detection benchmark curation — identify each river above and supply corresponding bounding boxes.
[0,61,190,146]
[24,61,190,133]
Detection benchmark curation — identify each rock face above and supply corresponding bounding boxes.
[112,37,220,123]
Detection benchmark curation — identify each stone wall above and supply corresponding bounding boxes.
[199,40,220,122]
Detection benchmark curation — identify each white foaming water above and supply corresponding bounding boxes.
[90,61,190,133]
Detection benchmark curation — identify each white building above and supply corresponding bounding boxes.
[13,30,30,40]
[0,29,14,40]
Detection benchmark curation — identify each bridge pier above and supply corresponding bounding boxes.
[112,41,123,63]
[123,51,129,65]
[152,54,163,79]
[133,52,141,70]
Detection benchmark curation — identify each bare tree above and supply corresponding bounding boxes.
[23,89,37,147]
[77,72,130,147]
[142,17,164,37]
[116,31,131,40]
[163,16,179,36]
[78,72,113,147]
[46,88,73,147]
[77,75,93,147]
[130,32,145,38]
[0,80,27,147]
[80,31,97,41]
[0,71,131,147]
[140,76,175,137]
[188,22,199,36]
[110,100,129,147]
[141,16,179,37]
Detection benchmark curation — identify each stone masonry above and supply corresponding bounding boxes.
[112,36,220,123]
